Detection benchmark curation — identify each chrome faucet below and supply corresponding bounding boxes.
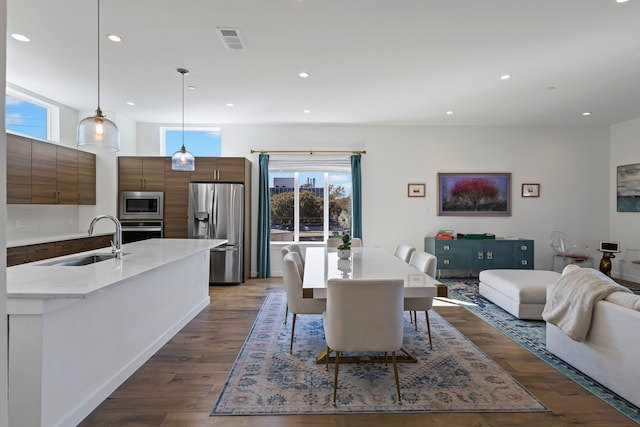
[88,214,123,259]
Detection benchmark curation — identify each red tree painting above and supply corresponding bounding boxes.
[438,173,511,215]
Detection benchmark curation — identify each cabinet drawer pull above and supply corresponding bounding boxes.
[443,244,450,251]
[486,251,493,260]
[520,259,528,265]
[520,245,528,251]
[477,251,484,260]
[443,259,450,265]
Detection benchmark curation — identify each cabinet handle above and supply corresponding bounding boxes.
[443,259,450,265]
[443,244,450,251]
[520,259,528,265]
[520,245,528,251]
[139,178,143,189]
[486,251,493,260]
[477,251,484,260]
[55,191,60,204]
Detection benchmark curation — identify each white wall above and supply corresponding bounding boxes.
[610,117,640,280]
[137,123,611,277]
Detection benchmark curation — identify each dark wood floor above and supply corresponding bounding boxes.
[79,278,637,426]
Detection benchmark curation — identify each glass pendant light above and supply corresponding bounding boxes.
[171,68,195,171]
[77,0,120,151]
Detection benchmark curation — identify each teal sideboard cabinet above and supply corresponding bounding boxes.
[425,237,534,276]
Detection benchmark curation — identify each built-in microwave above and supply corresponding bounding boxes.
[119,191,164,220]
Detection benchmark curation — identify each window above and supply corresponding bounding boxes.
[269,170,352,242]
[5,88,59,140]
[161,127,221,156]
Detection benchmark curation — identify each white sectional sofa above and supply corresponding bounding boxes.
[545,268,640,408]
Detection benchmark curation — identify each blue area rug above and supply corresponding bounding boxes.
[211,292,548,415]
[442,279,640,424]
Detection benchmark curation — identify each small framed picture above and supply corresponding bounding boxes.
[408,183,426,198]
[521,183,540,198]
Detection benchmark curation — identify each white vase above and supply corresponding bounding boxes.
[337,249,351,259]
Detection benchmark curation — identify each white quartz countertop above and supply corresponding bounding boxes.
[7,238,227,299]
[7,232,115,248]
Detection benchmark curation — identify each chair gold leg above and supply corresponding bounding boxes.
[333,351,341,406]
[289,313,297,354]
[392,351,402,405]
[325,347,331,371]
[425,311,432,349]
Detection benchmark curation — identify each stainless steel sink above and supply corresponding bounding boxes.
[40,253,128,266]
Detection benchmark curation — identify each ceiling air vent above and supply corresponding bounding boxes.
[218,28,245,50]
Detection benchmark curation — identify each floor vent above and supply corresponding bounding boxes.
[218,28,245,50]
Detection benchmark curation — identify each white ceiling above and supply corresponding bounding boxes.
[6,0,640,126]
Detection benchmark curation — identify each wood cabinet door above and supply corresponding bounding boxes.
[7,247,28,266]
[141,157,166,191]
[118,157,144,191]
[56,146,79,204]
[78,150,96,205]
[31,140,57,204]
[164,159,190,238]
[216,157,247,182]
[190,157,217,182]
[6,134,32,204]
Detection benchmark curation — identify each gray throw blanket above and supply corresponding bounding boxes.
[542,268,631,341]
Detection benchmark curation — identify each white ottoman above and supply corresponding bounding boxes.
[478,269,561,320]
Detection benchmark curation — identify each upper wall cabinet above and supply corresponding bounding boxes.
[6,133,96,205]
[190,157,247,182]
[118,157,166,191]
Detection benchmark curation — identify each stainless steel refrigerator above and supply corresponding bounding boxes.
[188,183,244,284]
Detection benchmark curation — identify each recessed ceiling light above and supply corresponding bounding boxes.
[107,34,122,42]
[226,103,234,108]
[126,101,135,106]
[299,72,310,78]
[303,109,311,114]
[11,33,30,42]
[617,0,629,3]
[188,85,196,90]
[500,74,512,80]
[446,110,454,115]
[582,111,593,116]
[546,86,556,91]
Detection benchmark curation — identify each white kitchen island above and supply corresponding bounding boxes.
[6,238,226,427]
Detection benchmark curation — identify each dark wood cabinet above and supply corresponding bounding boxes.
[78,150,96,205]
[5,134,96,205]
[118,157,166,191]
[7,235,114,267]
[163,158,190,239]
[190,157,246,182]
[6,134,32,204]
[31,140,58,204]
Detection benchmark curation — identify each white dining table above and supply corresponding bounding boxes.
[302,246,440,300]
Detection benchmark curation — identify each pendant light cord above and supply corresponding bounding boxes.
[97,0,101,111]
[182,70,185,150]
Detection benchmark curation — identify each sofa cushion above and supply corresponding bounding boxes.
[605,291,640,311]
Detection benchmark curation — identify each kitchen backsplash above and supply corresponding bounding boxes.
[6,205,80,242]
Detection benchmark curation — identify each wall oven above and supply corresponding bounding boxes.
[119,191,164,220]
[121,221,164,244]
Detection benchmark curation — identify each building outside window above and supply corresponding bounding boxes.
[269,171,352,242]
[161,127,221,156]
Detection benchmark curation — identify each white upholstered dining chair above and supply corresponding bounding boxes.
[283,252,325,354]
[393,244,415,263]
[280,245,305,324]
[405,251,436,347]
[323,278,405,405]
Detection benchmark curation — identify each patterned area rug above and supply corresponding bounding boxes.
[442,279,640,424]
[211,292,548,415]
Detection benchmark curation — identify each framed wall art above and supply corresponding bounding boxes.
[617,163,640,212]
[408,183,426,197]
[521,183,540,198]
[437,172,511,216]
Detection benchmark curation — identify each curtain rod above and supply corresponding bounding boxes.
[250,149,366,155]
